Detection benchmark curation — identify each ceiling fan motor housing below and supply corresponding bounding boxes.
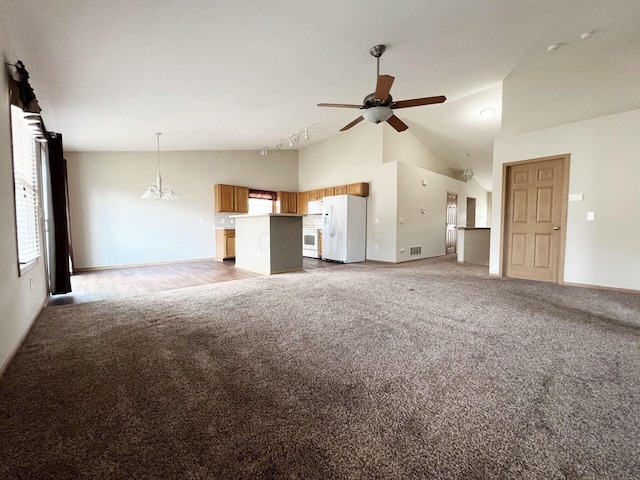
[363,93,393,108]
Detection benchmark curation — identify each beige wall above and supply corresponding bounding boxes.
[0,24,49,374]
[491,108,640,290]
[299,122,489,263]
[298,123,396,262]
[66,149,298,269]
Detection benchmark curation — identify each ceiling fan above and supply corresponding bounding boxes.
[318,44,446,132]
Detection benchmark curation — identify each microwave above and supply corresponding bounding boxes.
[308,200,323,214]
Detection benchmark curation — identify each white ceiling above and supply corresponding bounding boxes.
[2,0,639,191]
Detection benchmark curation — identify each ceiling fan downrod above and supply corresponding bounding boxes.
[370,44,386,77]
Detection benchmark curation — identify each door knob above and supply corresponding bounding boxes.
[553,226,560,231]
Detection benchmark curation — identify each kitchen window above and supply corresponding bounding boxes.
[10,105,41,273]
[248,189,276,215]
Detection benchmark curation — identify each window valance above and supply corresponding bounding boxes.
[249,189,277,201]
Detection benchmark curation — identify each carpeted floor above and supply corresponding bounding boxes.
[1,256,639,479]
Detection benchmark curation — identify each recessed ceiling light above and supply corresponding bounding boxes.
[580,31,593,40]
[480,107,496,119]
[547,44,560,53]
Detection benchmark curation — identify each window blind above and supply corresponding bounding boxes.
[11,105,41,266]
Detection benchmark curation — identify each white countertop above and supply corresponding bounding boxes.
[230,213,305,218]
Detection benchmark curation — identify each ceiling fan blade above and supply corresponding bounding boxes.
[340,116,365,131]
[318,103,363,109]
[393,95,447,109]
[386,114,409,132]
[375,75,395,100]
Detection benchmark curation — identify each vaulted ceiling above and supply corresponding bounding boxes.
[2,0,639,191]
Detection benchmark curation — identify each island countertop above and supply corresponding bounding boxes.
[230,213,305,218]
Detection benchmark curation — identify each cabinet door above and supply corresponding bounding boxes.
[308,189,319,201]
[234,186,249,213]
[226,233,236,258]
[324,187,335,197]
[214,184,235,212]
[297,191,309,214]
[335,185,348,195]
[277,191,298,214]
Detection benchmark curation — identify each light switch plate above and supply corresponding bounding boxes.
[586,211,595,221]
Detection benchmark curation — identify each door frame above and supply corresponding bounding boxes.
[499,154,570,283]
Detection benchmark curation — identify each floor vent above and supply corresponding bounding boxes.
[410,246,422,255]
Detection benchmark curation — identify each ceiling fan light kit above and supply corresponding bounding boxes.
[363,106,393,124]
[318,44,446,133]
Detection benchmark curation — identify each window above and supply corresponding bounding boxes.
[11,105,41,271]
[248,198,274,215]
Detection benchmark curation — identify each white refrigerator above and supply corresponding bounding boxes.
[322,194,367,263]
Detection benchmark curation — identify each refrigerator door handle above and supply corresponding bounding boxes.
[328,205,335,237]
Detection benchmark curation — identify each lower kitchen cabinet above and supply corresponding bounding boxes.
[215,229,236,259]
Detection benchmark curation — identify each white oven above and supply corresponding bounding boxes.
[302,228,320,258]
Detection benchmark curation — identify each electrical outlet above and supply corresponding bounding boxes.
[399,217,404,224]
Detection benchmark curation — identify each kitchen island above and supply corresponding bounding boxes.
[231,213,304,275]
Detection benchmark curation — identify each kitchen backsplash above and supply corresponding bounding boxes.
[214,213,235,228]
[215,213,322,229]
[303,214,323,229]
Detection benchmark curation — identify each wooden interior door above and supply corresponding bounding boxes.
[503,156,569,283]
[445,192,457,254]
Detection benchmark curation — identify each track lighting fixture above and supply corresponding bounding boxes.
[275,126,312,150]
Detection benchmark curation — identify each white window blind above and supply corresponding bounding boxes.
[11,105,41,267]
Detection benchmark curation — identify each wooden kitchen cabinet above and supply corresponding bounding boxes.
[215,229,236,259]
[334,185,348,195]
[307,188,325,201]
[324,187,335,197]
[277,191,298,214]
[297,191,309,215]
[214,184,249,213]
[348,182,370,197]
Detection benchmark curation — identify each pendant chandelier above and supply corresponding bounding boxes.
[141,132,177,200]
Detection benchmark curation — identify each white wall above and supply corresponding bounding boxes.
[397,162,488,262]
[491,109,640,290]
[0,25,49,374]
[66,150,298,269]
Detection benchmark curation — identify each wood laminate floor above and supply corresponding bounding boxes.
[48,258,337,306]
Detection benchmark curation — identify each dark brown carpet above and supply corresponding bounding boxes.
[1,256,639,479]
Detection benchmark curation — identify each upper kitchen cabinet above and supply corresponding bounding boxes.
[277,191,298,214]
[308,189,325,201]
[297,191,309,215]
[335,185,348,195]
[214,184,249,213]
[348,182,369,197]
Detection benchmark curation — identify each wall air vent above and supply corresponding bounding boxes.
[410,246,422,255]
